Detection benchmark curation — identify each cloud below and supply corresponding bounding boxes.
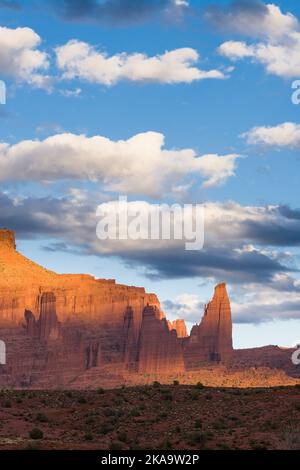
[55,40,225,86]
[244,122,300,148]
[59,87,82,98]
[48,0,189,25]
[0,0,21,10]
[2,193,300,281]
[0,26,50,88]
[206,1,297,39]
[0,132,240,195]
[2,190,300,323]
[163,294,205,324]
[213,2,300,79]
[230,277,300,323]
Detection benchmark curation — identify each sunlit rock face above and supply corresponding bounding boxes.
[0,229,175,386]
[183,283,233,368]
[169,319,188,338]
[0,229,254,389]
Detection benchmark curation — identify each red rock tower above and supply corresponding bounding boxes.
[184,283,233,366]
[0,229,16,250]
[169,319,188,338]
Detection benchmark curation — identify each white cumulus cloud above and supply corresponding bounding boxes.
[55,40,226,86]
[217,3,300,79]
[0,131,240,196]
[244,122,300,148]
[0,25,50,88]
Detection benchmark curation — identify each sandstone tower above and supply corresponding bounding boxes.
[0,229,16,250]
[184,283,233,367]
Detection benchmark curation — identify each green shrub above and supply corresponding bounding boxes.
[109,441,123,450]
[29,428,44,440]
[36,413,48,423]
[194,419,202,429]
[195,382,205,389]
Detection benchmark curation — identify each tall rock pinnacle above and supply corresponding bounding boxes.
[184,283,233,365]
[0,229,16,250]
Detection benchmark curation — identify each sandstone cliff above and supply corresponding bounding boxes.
[0,229,185,386]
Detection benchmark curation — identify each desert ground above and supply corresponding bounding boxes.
[0,384,300,450]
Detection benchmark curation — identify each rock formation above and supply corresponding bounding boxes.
[183,283,233,367]
[2,229,295,389]
[169,319,188,338]
[0,229,184,386]
[137,305,184,374]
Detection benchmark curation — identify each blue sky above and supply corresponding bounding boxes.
[1,0,300,348]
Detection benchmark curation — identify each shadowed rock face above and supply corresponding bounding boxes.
[137,306,184,374]
[25,293,60,342]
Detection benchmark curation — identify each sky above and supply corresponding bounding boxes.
[0,0,300,349]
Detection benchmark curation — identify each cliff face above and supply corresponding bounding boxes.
[0,229,234,388]
[183,283,233,368]
[0,229,185,386]
[137,306,184,374]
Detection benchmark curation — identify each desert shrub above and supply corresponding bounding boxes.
[109,441,123,450]
[186,431,209,447]
[162,393,173,401]
[103,408,115,417]
[84,433,93,441]
[97,423,113,435]
[24,443,40,450]
[117,431,128,443]
[158,439,172,449]
[190,392,199,401]
[249,439,268,450]
[129,408,141,417]
[195,382,205,390]
[213,419,226,430]
[194,419,202,429]
[36,413,48,423]
[218,443,230,450]
[29,428,44,440]
[77,396,87,404]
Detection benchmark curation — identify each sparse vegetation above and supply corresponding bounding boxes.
[0,386,298,450]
